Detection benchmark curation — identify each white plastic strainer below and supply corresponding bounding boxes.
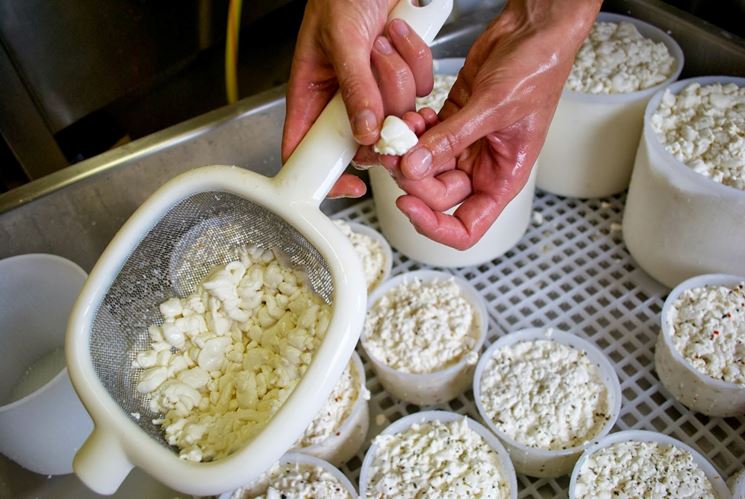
[65,1,453,495]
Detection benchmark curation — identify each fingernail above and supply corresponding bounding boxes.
[374,36,393,54]
[405,148,432,178]
[390,19,409,37]
[353,109,378,140]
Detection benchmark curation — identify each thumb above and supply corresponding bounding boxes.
[400,99,491,180]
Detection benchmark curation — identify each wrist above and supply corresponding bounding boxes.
[497,0,600,53]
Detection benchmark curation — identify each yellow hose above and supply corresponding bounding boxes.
[225,0,243,104]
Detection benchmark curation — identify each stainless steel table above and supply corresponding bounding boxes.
[1,2,743,497]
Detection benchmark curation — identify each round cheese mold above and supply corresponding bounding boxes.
[474,328,621,478]
[568,430,729,498]
[361,270,487,405]
[219,452,356,498]
[292,352,370,466]
[359,410,517,499]
[728,468,745,498]
[333,220,392,293]
[538,13,683,198]
[624,76,745,287]
[371,57,537,268]
[656,273,745,417]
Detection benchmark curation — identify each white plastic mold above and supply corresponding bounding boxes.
[568,430,730,498]
[656,273,745,417]
[358,410,518,498]
[473,327,621,478]
[218,452,357,499]
[538,12,684,198]
[362,270,488,406]
[291,352,370,466]
[624,76,745,288]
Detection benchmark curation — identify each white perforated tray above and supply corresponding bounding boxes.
[332,192,744,498]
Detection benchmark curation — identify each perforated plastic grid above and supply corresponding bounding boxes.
[331,193,744,498]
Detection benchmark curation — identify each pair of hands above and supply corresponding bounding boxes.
[282,0,599,250]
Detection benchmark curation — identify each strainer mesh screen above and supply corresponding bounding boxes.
[90,191,333,450]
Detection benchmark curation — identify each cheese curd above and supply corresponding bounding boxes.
[296,358,368,448]
[363,277,478,373]
[133,246,331,462]
[567,21,675,94]
[416,74,457,112]
[667,282,745,384]
[574,441,716,498]
[651,82,745,190]
[230,461,352,499]
[366,418,509,498]
[479,340,609,450]
[373,116,418,156]
[334,220,387,291]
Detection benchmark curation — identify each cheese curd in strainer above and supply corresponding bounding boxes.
[133,246,331,462]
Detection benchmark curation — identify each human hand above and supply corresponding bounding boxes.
[281,0,435,198]
[358,0,600,249]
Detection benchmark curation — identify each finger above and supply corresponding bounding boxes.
[353,146,399,170]
[396,192,503,250]
[352,110,425,171]
[328,33,385,145]
[387,19,433,97]
[371,36,417,117]
[328,174,367,199]
[282,42,338,161]
[400,98,490,180]
[396,169,470,211]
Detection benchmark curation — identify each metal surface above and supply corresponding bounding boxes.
[0,43,68,180]
[1,2,745,496]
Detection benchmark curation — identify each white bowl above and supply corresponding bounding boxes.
[568,430,730,498]
[473,328,621,478]
[292,352,370,466]
[624,76,745,288]
[344,221,393,293]
[538,12,684,198]
[655,273,745,416]
[358,410,518,498]
[361,270,487,405]
[217,452,357,499]
[370,57,537,267]
[0,254,93,476]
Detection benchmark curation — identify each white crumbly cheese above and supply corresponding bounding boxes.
[373,116,418,156]
[366,418,510,498]
[567,22,675,94]
[363,278,478,373]
[667,282,745,384]
[479,339,610,450]
[296,358,368,448]
[574,441,716,498]
[651,82,745,190]
[231,461,352,499]
[334,220,387,291]
[132,246,331,462]
[416,74,457,112]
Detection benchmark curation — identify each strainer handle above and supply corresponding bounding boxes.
[273,0,453,205]
[73,427,134,495]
